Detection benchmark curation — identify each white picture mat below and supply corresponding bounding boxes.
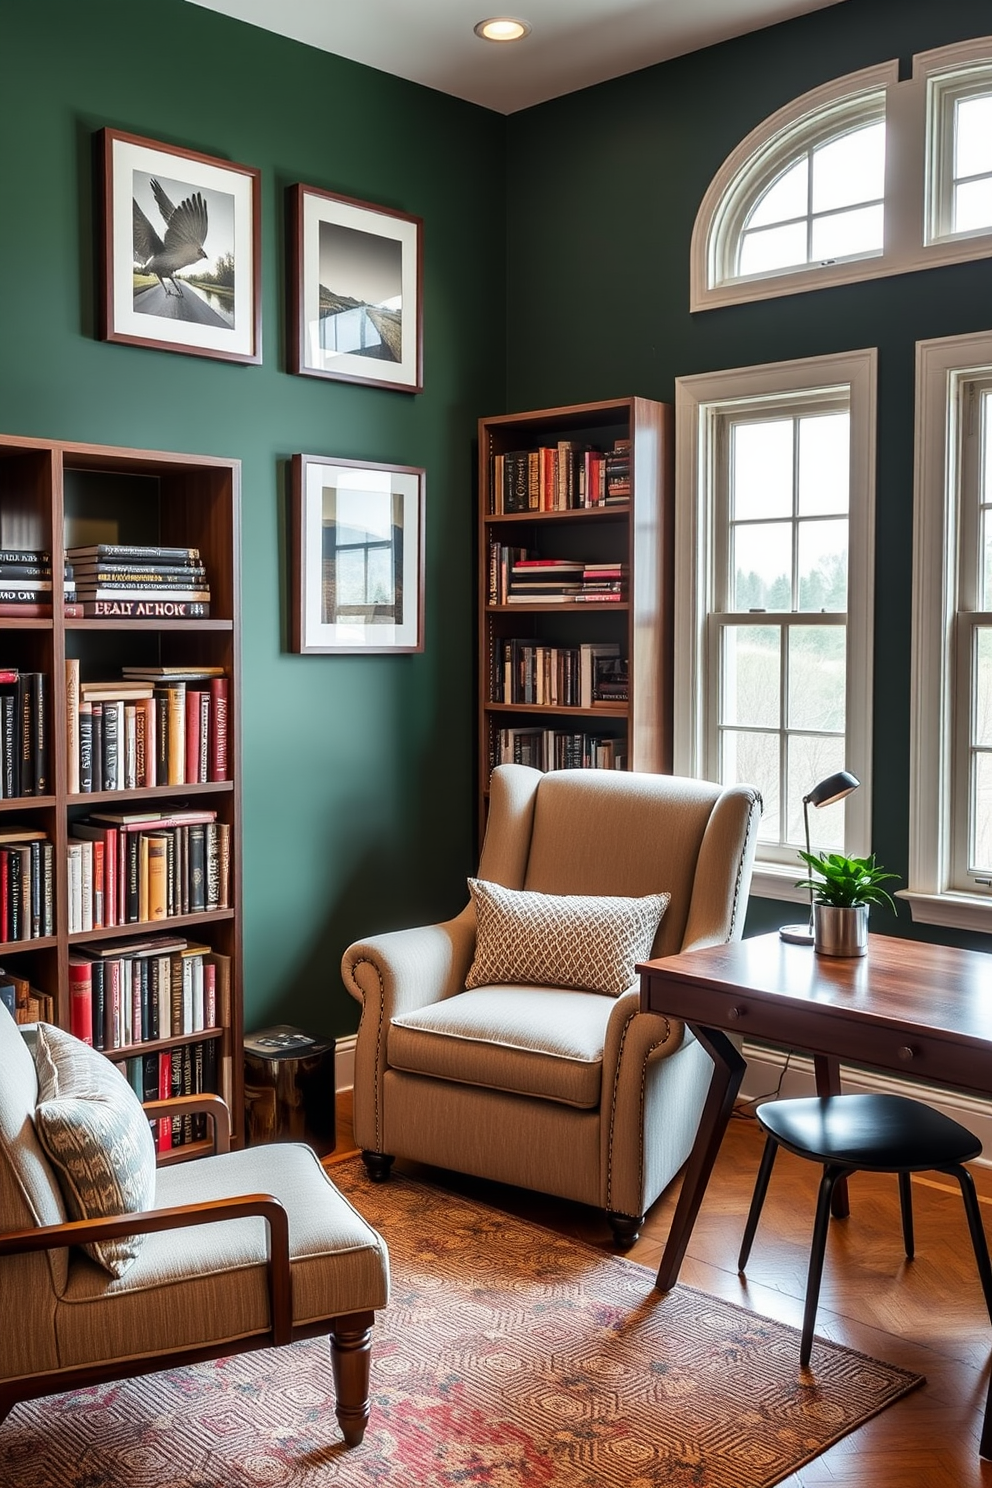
[303,461,420,650]
[111,137,256,357]
[302,193,419,387]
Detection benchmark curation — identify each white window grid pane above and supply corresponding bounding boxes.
[811,120,886,213]
[953,176,992,235]
[955,94,992,182]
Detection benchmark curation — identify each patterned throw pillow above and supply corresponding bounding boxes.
[32,1023,157,1278]
[465,878,670,998]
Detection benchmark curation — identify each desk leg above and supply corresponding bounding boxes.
[813,1054,850,1219]
[654,1024,746,1292]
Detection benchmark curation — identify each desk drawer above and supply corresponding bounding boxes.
[644,975,992,1096]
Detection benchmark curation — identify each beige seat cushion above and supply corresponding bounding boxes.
[389,986,614,1108]
[54,1143,389,1370]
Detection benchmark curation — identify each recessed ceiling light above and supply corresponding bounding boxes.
[474,17,532,43]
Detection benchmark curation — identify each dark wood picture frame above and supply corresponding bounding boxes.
[98,128,262,365]
[287,184,423,392]
[290,454,425,654]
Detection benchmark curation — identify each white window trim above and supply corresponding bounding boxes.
[691,37,992,313]
[674,349,876,901]
[904,328,992,933]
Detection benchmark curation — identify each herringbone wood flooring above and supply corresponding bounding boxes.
[330,1091,992,1485]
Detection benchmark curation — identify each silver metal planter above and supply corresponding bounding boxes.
[813,903,869,957]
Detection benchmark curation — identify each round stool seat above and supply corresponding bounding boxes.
[756,1092,982,1172]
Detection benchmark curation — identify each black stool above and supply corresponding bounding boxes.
[738,1093,992,1366]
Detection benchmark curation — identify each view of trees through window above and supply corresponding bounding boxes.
[716,408,850,856]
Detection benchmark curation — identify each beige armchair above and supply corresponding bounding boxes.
[0,1005,389,1446]
[342,764,760,1245]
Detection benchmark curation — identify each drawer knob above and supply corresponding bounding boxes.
[727,1005,745,1020]
[897,1045,915,1062]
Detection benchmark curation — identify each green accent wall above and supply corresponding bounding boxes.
[0,0,506,1037]
[505,0,992,953]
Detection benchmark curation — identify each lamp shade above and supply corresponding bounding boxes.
[805,770,860,810]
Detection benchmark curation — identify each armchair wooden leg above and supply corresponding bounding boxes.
[606,1211,644,1248]
[329,1310,374,1447]
[361,1150,395,1183]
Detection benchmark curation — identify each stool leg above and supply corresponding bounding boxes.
[898,1171,915,1259]
[738,1135,779,1273]
[801,1163,845,1368]
[944,1164,992,1327]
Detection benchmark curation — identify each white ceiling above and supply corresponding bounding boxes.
[186,0,845,114]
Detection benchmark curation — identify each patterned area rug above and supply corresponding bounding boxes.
[2,1157,923,1488]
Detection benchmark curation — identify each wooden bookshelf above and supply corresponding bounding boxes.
[477,397,674,835]
[0,433,243,1147]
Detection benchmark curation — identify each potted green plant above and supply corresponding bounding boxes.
[795,851,899,957]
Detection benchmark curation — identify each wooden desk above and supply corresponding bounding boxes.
[638,931,992,1293]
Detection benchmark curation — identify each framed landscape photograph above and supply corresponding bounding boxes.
[98,128,261,364]
[290,454,425,654]
[288,185,423,392]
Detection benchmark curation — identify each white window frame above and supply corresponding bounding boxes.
[691,37,992,312]
[674,349,876,902]
[905,329,992,932]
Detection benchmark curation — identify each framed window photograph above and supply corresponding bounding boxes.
[288,185,423,392]
[98,128,261,364]
[290,454,425,654]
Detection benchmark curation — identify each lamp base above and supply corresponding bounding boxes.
[779,923,815,945]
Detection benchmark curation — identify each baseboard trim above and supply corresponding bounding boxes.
[740,1041,992,1166]
[335,1034,356,1094]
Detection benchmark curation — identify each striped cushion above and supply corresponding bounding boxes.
[465,877,669,998]
[32,1023,156,1278]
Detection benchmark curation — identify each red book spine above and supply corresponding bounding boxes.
[203,960,216,1027]
[116,825,126,928]
[157,1050,172,1152]
[69,959,93,1045]
[198,690,210,783]
[105,959,121,1049]
[208,678,228,782]
[185,691,202,786]
[143,697,157,788]
[92,839,105,930]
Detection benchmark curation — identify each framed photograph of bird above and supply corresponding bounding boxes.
[288,184,423,393]
[98,128,262,364]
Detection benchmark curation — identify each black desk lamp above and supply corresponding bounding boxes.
[779,770,861,944]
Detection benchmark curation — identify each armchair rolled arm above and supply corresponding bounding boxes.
[600,988,688,1216]
[143,1092,231,1155]
[342,905,477,1155]
[0,1195,293,1346]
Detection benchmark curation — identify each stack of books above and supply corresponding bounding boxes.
[66,543,211,618]
[68,806,231,930]
[505,556,628,603]
[0,548,75,618]
[0,669,49,798]
[490,437,634,513]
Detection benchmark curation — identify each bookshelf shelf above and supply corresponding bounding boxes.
[0,431,243,1151]
[477,396,674,836]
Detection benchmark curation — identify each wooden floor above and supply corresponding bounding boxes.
[330,1091,992,1485]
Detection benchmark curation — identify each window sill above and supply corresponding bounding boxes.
[897,888,992,933]
[749,862,810,903]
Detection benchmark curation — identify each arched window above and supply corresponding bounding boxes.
[719,94,886,285]
[690,41,992,312]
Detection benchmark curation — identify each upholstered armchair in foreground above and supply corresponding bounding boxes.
[342,764,761,1245]
[0,1005,389,1445]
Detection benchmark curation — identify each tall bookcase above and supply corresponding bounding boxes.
[0,433,243,1154]
[478,397,674,832]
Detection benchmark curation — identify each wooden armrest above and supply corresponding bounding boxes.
[143,1092,232,1154]
[0,1195,293,1345]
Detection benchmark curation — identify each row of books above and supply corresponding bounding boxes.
[0,968,55,1024]
[493,640,628,708]
[66,664,229,793]
[0,543,212,618]
[68,935,229,1050]
[490,438,632,514]
[488,545,627,605]
[0,669,48,797]
[113,1039,219,1152]
[67,809,231,932]
[495,726,628,772]
[0,828,53,941]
